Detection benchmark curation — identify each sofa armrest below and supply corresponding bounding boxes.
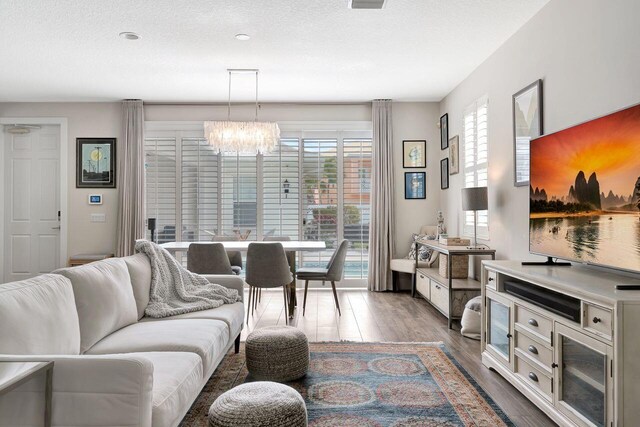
[202,274,245,303]
[0,354,153,427]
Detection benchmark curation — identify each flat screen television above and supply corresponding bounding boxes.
[529,103,640,273]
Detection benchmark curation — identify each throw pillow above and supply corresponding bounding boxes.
[405,233,435,261]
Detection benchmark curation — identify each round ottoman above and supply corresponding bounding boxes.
[245,326,309,381]
[461,295,482,340]
[208,381,307,427]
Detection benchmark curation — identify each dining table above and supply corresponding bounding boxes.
[160,240,327,317]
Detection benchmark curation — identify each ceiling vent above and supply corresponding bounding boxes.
[348,0,386,9]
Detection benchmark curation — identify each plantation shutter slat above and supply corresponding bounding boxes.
[145,137,177,243]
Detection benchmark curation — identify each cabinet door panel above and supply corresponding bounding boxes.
[554,323,613,427]
[485,290,513,368]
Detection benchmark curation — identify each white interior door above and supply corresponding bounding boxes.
[3,125,61,282]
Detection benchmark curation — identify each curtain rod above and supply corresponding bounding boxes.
[143,101,371,107]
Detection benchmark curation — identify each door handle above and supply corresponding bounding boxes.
[51,226,61,230]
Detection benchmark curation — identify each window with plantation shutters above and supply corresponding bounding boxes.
[463,96,489,239]
[343,138,371,278]
[220,154,257,240]
[144,122,372,284]
[145,137,177,243]
[263,138,300,239]
[301,138,339,270]
[181,138,218,242]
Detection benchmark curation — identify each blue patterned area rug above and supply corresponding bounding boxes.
[181,342,514,426]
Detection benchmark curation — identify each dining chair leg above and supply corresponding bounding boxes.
[303,280,310,316]
[282,286,289,325]
[253,287,258,312]
[246,286,253,323]
[330,281,341,316]
[258,288,262,303]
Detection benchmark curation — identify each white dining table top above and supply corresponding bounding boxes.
[160,240,326,253]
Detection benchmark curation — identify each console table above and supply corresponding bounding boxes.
[481,260,640,427]
[414,240,495,329]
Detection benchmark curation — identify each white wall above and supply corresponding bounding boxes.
[439,0,640,262]
[1,101,436,262]
[393,102,441,255]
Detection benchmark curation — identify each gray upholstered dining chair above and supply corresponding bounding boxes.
[296,239,349,316]
[261,236,295,304]
[211,235,243,275]
[245,242,293,324]
[186,243,234,275]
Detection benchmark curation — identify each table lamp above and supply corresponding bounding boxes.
[461,186,487,249]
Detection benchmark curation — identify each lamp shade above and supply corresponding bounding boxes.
[461,186,488,211]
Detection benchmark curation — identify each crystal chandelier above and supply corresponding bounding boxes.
[204,69,280,154]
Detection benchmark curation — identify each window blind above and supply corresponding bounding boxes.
[263,138,300,239]
[181,138,218,242]
[343,138,372,278]
[220,153,258,240]
[145,137,177,243]
[463,97,489,239]
[301,138,338,269]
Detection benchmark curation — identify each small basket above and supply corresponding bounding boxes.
[439,254,469,279]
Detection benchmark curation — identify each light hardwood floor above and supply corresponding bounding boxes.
[241,288,556,427]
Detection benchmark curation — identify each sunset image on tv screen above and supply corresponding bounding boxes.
[529,103,640,272]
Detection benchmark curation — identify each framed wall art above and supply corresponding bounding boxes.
[513,79,543,187]
[404,172,426,199]
[440,113,449,150]
[403,140,426,168]
[449,135,459,175]
[440,158,449,189]
[76,138,116,188]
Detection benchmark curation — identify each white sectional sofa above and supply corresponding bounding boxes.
[0,253,244,427]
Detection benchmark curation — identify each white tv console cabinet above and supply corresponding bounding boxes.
[481,261,640,427]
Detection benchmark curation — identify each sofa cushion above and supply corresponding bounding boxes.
[0,274,80,354]
[55,258,138,353]
[140,302,243,341]
[123,253,152,319]
[137,352,203,427]
[86,319,229,375]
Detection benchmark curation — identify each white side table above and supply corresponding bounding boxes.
[0,361,54,426]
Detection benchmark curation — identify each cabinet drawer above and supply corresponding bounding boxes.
[430,281,449,315]
[486,270,497,290]
[515,355,553,402]
[416,271,430,299]
[515,305,553,344]
[515,331,553,373]
[583,303,613,340]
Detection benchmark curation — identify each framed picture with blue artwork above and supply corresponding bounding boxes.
[404,172,426,199]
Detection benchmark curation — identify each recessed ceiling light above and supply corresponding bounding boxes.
[235,33,251,41]
[119,32,140,40]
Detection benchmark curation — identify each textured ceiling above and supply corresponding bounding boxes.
[0,0,549,102]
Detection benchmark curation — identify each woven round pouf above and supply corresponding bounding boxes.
[208,381,307,427]
[245,326,309,381]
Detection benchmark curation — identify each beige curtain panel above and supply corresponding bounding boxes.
[368,100,395,292]
[116,100,146,256]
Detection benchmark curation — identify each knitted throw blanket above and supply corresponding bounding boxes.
[135,240,241,318]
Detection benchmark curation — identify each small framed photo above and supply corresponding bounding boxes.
[440,158,449,189]
[404,172,426,199]
[449,135,459,175]
[403,140,426,168]
[440,113,449,150]
[513,79,543,187]
[76,138,116,188]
